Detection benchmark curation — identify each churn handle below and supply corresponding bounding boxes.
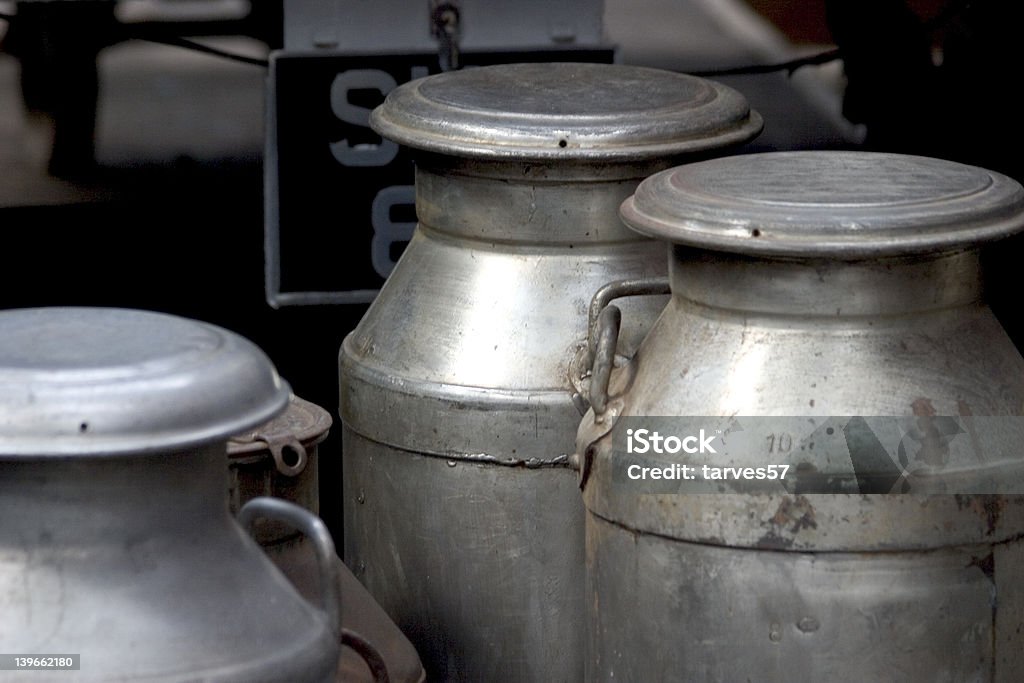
[585,274,671,413]
[585,276,671,367]
[590,305,622,416]
[574,305,623,490]
[341,629,392,683]
[237,497,342,638]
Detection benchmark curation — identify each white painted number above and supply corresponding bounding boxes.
[371,185,416,277]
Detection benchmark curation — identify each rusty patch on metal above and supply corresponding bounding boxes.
[907,397,962,467]
[755,530,794,550]
[911,397,936,417]
[769,495,818,534]
[954,495,1004,535]
[982,497,1004,535]
[957,399,986,463]
[967,552,995,582]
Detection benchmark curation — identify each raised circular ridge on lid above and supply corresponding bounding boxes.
[620,151,1024,257]
[0,307,291,456]
[370,63,762,161]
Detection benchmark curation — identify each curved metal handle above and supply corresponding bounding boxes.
[590,305,622,416]
[585,277,670,366]
[342,628,392,683]
[238,497,342,638]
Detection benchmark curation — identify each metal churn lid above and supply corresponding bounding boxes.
[621,151,1024,258]
[0,307,291,456]
[228,395,332,473]
[370,62,763,161]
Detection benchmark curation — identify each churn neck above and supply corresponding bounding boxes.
[670,246,984,317]
[0,446,231,540]
[413,154,677,246]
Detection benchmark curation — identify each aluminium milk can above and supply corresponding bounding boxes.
[340,63,761,682]
[227,397,426,683]
[0,307,340,682]
[576,151,1024,681]
[228,394,332,574]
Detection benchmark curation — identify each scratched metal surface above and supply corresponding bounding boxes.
[343,432,584,683]
[587,513,1017,683]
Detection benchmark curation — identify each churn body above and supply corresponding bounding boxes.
[339,63,761,681]
[578,152,1024,682]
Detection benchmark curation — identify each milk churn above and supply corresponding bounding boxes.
[227,397,426,683]
[228,395,332,577]
[339,62,762,682]
[577,151,1024,682]
[0,307,340,682]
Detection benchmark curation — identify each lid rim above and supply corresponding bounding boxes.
[0,387,290,458]
[371,111,763,162]
[227,396,333,456]
[0,307,293,458]
[369,63,763,161]
[620,152,1024,259]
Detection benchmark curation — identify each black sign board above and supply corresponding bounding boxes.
[265,48,614,306]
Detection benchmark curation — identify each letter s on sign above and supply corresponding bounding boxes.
[330,69,398,167]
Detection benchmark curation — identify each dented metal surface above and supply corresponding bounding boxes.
[578,152,1024,681]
